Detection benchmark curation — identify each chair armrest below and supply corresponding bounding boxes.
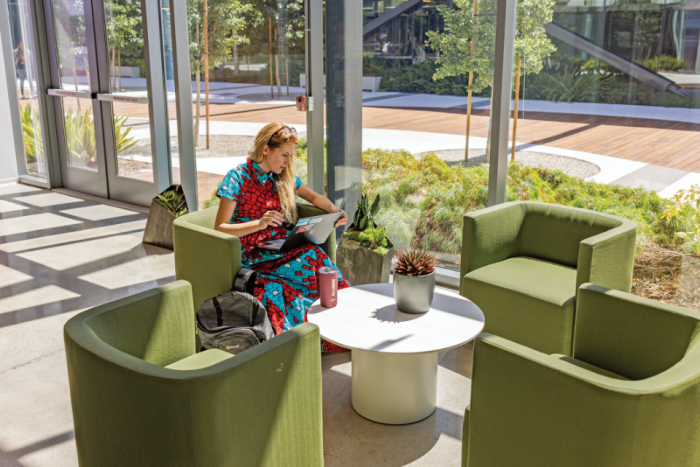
[173,212,242,312]
[297,202,336,262]
[576,219,637,292]
[467,333,641,467]
[573,283,700,381]
[460,202,525,290]
[188,322,323,466]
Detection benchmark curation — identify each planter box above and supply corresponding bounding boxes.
[299,73,382,92]
[110,66,140,78]
[142,185,187,251]
[336,236,394,286]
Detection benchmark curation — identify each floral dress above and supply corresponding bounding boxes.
[217,158,351,353]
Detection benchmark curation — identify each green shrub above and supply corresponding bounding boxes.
[363,57,487,97]
[203,146,700,262]
[20,104,42,163]
[154,189,188,217]
[345,226,391,256]
[526,68,612,103]
[635,55,689,72]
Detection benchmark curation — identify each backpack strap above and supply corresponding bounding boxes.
[213,296,224,327]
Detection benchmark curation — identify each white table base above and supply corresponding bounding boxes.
[351,349,438,425]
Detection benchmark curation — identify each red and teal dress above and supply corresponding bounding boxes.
[217,157,351,353]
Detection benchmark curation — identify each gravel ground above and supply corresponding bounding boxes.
[117,157,154,176]
[193,135,256,158]
[417,148,601,179]
[123,135,257,159]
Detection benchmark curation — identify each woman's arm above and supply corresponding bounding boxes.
[297,184,348,228]
[214,197,284,237]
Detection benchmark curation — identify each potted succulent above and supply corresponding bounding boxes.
[393,248,437,314]
[143,185,189,250]
[336,193,395,286]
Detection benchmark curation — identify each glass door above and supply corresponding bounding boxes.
[44,0,172,206]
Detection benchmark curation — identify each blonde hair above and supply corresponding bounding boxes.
[249,122,300,225]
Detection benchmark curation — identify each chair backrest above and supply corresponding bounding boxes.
[517,203,622,268]
[183,206,218,230]
[78,282,195,367]
[574,284,700,381]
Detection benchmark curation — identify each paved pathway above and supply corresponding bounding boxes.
[54,83,700,197]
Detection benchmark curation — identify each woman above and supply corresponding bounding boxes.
[13,42,34,99]
[214,122,351,353]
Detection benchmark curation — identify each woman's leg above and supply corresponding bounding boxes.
[252,245,351,353]
[17,70,26,97]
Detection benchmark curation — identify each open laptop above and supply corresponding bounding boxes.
[258,212,344,252]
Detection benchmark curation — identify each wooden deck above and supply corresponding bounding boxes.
[55,98,700,206]
[148,102,700,172]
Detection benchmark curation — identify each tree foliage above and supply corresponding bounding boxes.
[187,0,252,71]
[105,0,142,58]
[426,0,556,93]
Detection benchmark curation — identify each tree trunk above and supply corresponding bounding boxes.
[112,48,116,90]
[285,57,289,96]
[204,0,210,149]
[268,18,274,98]
[71,54,81,110]
[118,49,122,91]
[275,55,281,95]
[195,57,201,148]
[464,0,478,161]
[511,58,522,161]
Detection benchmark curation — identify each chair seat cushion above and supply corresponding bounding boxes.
[552,354,629,380]
[462,256,577,355]
[165,349,234,371]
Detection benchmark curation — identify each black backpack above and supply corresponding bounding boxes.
[196,291,275,355]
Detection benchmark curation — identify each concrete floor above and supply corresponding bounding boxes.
[0,183,472,467]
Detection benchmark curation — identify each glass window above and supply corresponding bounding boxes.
[50,0,90,92]
[185,0,306,208]
[7,0,48,179]
[104,0,154,182]
[352,0,498,270]
[514,0,700,306]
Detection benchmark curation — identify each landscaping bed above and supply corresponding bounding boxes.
[207,142,700,310]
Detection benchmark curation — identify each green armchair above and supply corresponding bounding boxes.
[64,281,324,467]
[174,203,336,312]
[460,201,637,355]
[463,283,700,467]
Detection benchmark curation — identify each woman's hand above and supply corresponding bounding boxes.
[331,207,348,228]
[258,211,285,230]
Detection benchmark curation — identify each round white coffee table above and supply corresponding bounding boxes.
[308,283,485,425]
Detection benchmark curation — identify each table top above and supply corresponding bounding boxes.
[307,283,485,354]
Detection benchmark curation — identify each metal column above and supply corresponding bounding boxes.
[487,0,517,207]
[169,0,198,211]
[142,0,172,193]
[326,0,363,228]
[304,0,324,195]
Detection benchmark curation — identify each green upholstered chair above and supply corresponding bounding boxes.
[174,204,336,312]
[460,201,637,355]
[64,281,324,467]
[462,283,700,467]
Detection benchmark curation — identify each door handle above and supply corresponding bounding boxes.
[96,93,149,105]
[47,89,95,99]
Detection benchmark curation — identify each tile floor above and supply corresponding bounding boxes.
[0,183,472,467]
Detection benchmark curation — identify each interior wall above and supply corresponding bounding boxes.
[0,0,21,184]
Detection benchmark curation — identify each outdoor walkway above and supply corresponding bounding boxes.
[0,182,471,467]
[54,86,700,199]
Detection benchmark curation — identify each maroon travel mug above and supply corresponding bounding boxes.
[319,267,338,308]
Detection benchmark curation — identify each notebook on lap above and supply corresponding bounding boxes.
[258,212,343,252]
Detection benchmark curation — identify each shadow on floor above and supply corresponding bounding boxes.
[321,344,473,467]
